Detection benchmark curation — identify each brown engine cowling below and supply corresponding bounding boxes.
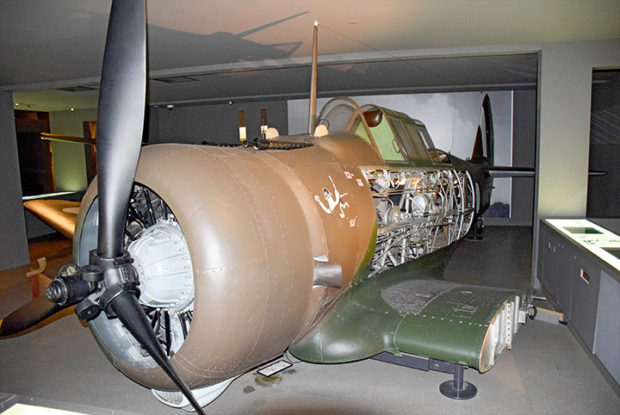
[73,135,380,391]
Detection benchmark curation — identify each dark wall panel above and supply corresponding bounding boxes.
[587,69,620,218]
[0,92,29,270]
[148,100,288,145]
[511,89,537,226]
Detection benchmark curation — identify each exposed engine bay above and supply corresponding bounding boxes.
[362,168,475,275]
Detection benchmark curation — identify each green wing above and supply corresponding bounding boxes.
[290,247,530,372]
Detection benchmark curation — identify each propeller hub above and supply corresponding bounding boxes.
[46,264,97,307]
[88,250,140,318]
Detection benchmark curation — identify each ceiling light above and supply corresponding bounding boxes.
[70,107,75,112]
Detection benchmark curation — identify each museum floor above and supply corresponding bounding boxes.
[1,227,619,415]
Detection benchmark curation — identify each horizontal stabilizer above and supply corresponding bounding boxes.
[486,166,534,178]
[486,166,606,178]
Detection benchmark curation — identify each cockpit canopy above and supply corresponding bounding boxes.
[317,97,450,166]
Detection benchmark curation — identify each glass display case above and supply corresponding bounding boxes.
[545,219,620,272]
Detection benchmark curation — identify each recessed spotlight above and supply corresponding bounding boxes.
[228,100,233,105]
[70,107,75,112]
[14,102,19,107]
[166,104,174,110]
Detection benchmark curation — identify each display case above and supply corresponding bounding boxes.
[538,219,620,385]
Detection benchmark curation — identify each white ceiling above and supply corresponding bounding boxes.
[2,0,619,111]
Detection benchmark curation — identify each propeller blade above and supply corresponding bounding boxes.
[0,297,64,338]
[90,1,205,413]
[109,292,205,414]
[96,0,147,259]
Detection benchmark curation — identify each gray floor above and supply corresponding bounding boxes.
[1,227,619,415]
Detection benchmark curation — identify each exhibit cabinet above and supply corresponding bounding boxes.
[538,219,620,386]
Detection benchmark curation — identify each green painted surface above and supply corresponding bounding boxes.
[290,245,525,369]
[392,285,517,367]
[368,114,405,161]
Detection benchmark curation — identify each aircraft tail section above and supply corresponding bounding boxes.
[471,94,494,164]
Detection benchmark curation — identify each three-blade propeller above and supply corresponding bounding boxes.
[1,1,205,413]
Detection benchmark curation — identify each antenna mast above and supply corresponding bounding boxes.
[308,21,319,135]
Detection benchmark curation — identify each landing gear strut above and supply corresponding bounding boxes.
[467,217,485,241]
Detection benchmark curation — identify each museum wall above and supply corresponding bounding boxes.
[0,91,29,270]
[49,108,96,192]
[532,38,620,289]
[148,100,288,144]
[536,39,620,220]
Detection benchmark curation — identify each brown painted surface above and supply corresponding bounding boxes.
[74,134,383,389]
